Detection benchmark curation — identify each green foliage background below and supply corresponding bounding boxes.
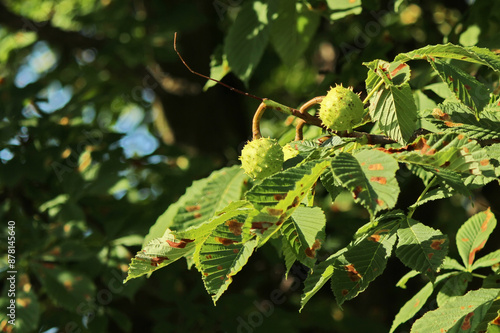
[0,0,499,332]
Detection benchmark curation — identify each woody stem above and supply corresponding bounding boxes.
[295,96,324,141]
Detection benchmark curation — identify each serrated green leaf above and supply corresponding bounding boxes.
[395,43,500,73]
[320,165,343,202]
[473,250,500,271]
[331,221,399,306]
[390,272,455,333]
[281,206,326,268]
[244,159,330,245]
[331,149,400,215]
[410,184,455,209]
[428,101,500,140]
[126,201,256,282]
[143,166,246,246]
[437,272,472,307]
[441,256,466,271]
[423,166,470,196]
[282,236,298,277]
[477,298,500,332]
[456,208,497,270]
[269,0,320,66]
[326,0,362,20]
[396,218,449,280]
[299,251,343,312]
[428,58,490,116]
[369,83,419,144]
[411,288,500,333]
[224,0,270,83]
[380,133,494,184]
[194,212,258,304]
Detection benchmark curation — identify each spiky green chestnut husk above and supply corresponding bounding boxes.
[319,85,364,131]
[240,138,284,179]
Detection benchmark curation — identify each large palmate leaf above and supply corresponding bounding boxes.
[369,83,419,144]
[394,43,500,73]
[331,220,399,306]
[411,288,500,333]
[428,101,500,140]
[330,149,400,215]
[194,212,258,304]
[224,0,269,83]
[143,166,247,246]
[269,0,320,66]
[390,272,454,333]
[280,206,326,269]
[126,201,256,281]
[0,288,40,333]
[396,218,449,280]
[244,159,330,245]
[456,208,497,270]
[428,58,490,116]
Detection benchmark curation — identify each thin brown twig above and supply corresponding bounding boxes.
[173,32,263,102]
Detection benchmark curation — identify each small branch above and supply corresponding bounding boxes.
[252,102,267,140]
[295,96,324,141]
[174,32,263,102]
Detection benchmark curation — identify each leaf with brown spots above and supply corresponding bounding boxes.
[143,165,247,246]
[390,272,455,333]
[193,211,259,304]
[330,150,399,215]
[281,206,326,270]
[456,208,497,270]
[244,159,331,246]
[396,218,449,281]
[472,249,500,271]
[436,272,472,307]
[331,219,399,305]
[411,288,500,333]
[428,58,490,116]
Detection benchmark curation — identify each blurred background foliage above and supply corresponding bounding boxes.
[0,0,498,332]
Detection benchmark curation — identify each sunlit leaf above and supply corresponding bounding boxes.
[411,288,500,333]
[396,218,449,280]
[456,208,497,270]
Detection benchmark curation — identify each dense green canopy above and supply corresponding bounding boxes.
[0,1,499,332]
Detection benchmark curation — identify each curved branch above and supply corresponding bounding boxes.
[295,96,324,141]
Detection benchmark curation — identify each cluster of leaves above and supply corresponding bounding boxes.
[2,0,500,332]
[127,42,500,332]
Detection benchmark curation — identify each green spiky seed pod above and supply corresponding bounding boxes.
[240,138,284,179]
[319,85,364,132]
